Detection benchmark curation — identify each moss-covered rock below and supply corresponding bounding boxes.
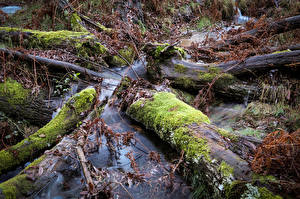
[0,88,96,175]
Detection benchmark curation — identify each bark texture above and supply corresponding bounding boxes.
[115,79,281,198]
[0,88,96,175]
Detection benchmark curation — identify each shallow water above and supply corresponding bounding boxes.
[0,6,22,14]
[209,103,246,131]
[35,59,191,198]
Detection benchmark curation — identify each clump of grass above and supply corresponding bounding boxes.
[196,17,212,31]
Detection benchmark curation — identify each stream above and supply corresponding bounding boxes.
[0,6,22,14]
[34,60,192,198]
[0,4,253,197]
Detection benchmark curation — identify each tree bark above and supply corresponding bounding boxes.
[0,77,56,125]
[0,48,121,80]
[115,79,280,198]
[0,88,96,175]
[218,49,300,75]
[146,44,300,101]
[214,15,300,50]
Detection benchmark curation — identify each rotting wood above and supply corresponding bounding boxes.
[115,78,281,199]
[0,87,96,175]
[146,44,300,101]
[76,145,95,192]
[214,15,300,50]
[0,77,56,125]
[0,48,122,80]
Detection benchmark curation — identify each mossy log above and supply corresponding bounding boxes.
[0,87,96,175]
[0,27,135,67]
[214,15,300,50]
[0,137,78,199]
[147,57,258,101]
[0,78,56,125]
[0,27,106,57]
[116,79,282,198]
[145,44,300,101]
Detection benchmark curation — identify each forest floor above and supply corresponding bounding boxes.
[0,0,299,198]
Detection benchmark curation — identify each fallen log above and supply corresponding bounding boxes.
[0,27,136,67]
[0,137,79,199]
[215,15,300,49]
[0,87,96,175]
[217,49,300,75]
[145,44,300,101]
[115,79,282,198]
[0,48,121,80]
[0,77,56,125]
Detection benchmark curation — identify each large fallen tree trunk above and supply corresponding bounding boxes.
[0,137,79,199]
[0,87,96,175]
[115,79,281,198]
[0,77,56,125]
[215,15,300,50]
[0,27,135,67]
[145,44,300,101]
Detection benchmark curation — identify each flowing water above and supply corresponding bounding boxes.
[34,60,192,198]
[0,6,22,14]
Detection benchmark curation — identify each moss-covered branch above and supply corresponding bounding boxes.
[0,87,96,175]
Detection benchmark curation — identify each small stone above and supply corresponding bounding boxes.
[39,134,46,138]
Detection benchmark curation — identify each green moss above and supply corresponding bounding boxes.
[198,71,234,85]
[75,41,107,58]
[219,161,234,178]
[0,27,107,56]
[174,64,187,73]
[175,77,197,89]
[138,20,146,34]
[173,47,186,58]
[111,46,136,66]
[238,128,263,139]
[197,17,212,30]
[128,92,210,133]
[217,128,238,141]
[25,155,46,170]
[127,92,210,161]
[0,174,34,199]
[115,77,132,96]
[271,49,291,54]
[258,187,282,199]
[170,88,195,105]
[0,154,47,198]
[0,78,29,106]
[71,13,88,32]
[154,44,169,58]
[252,174,277,183]
[173,127,211,162]
[0,88,96,175]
